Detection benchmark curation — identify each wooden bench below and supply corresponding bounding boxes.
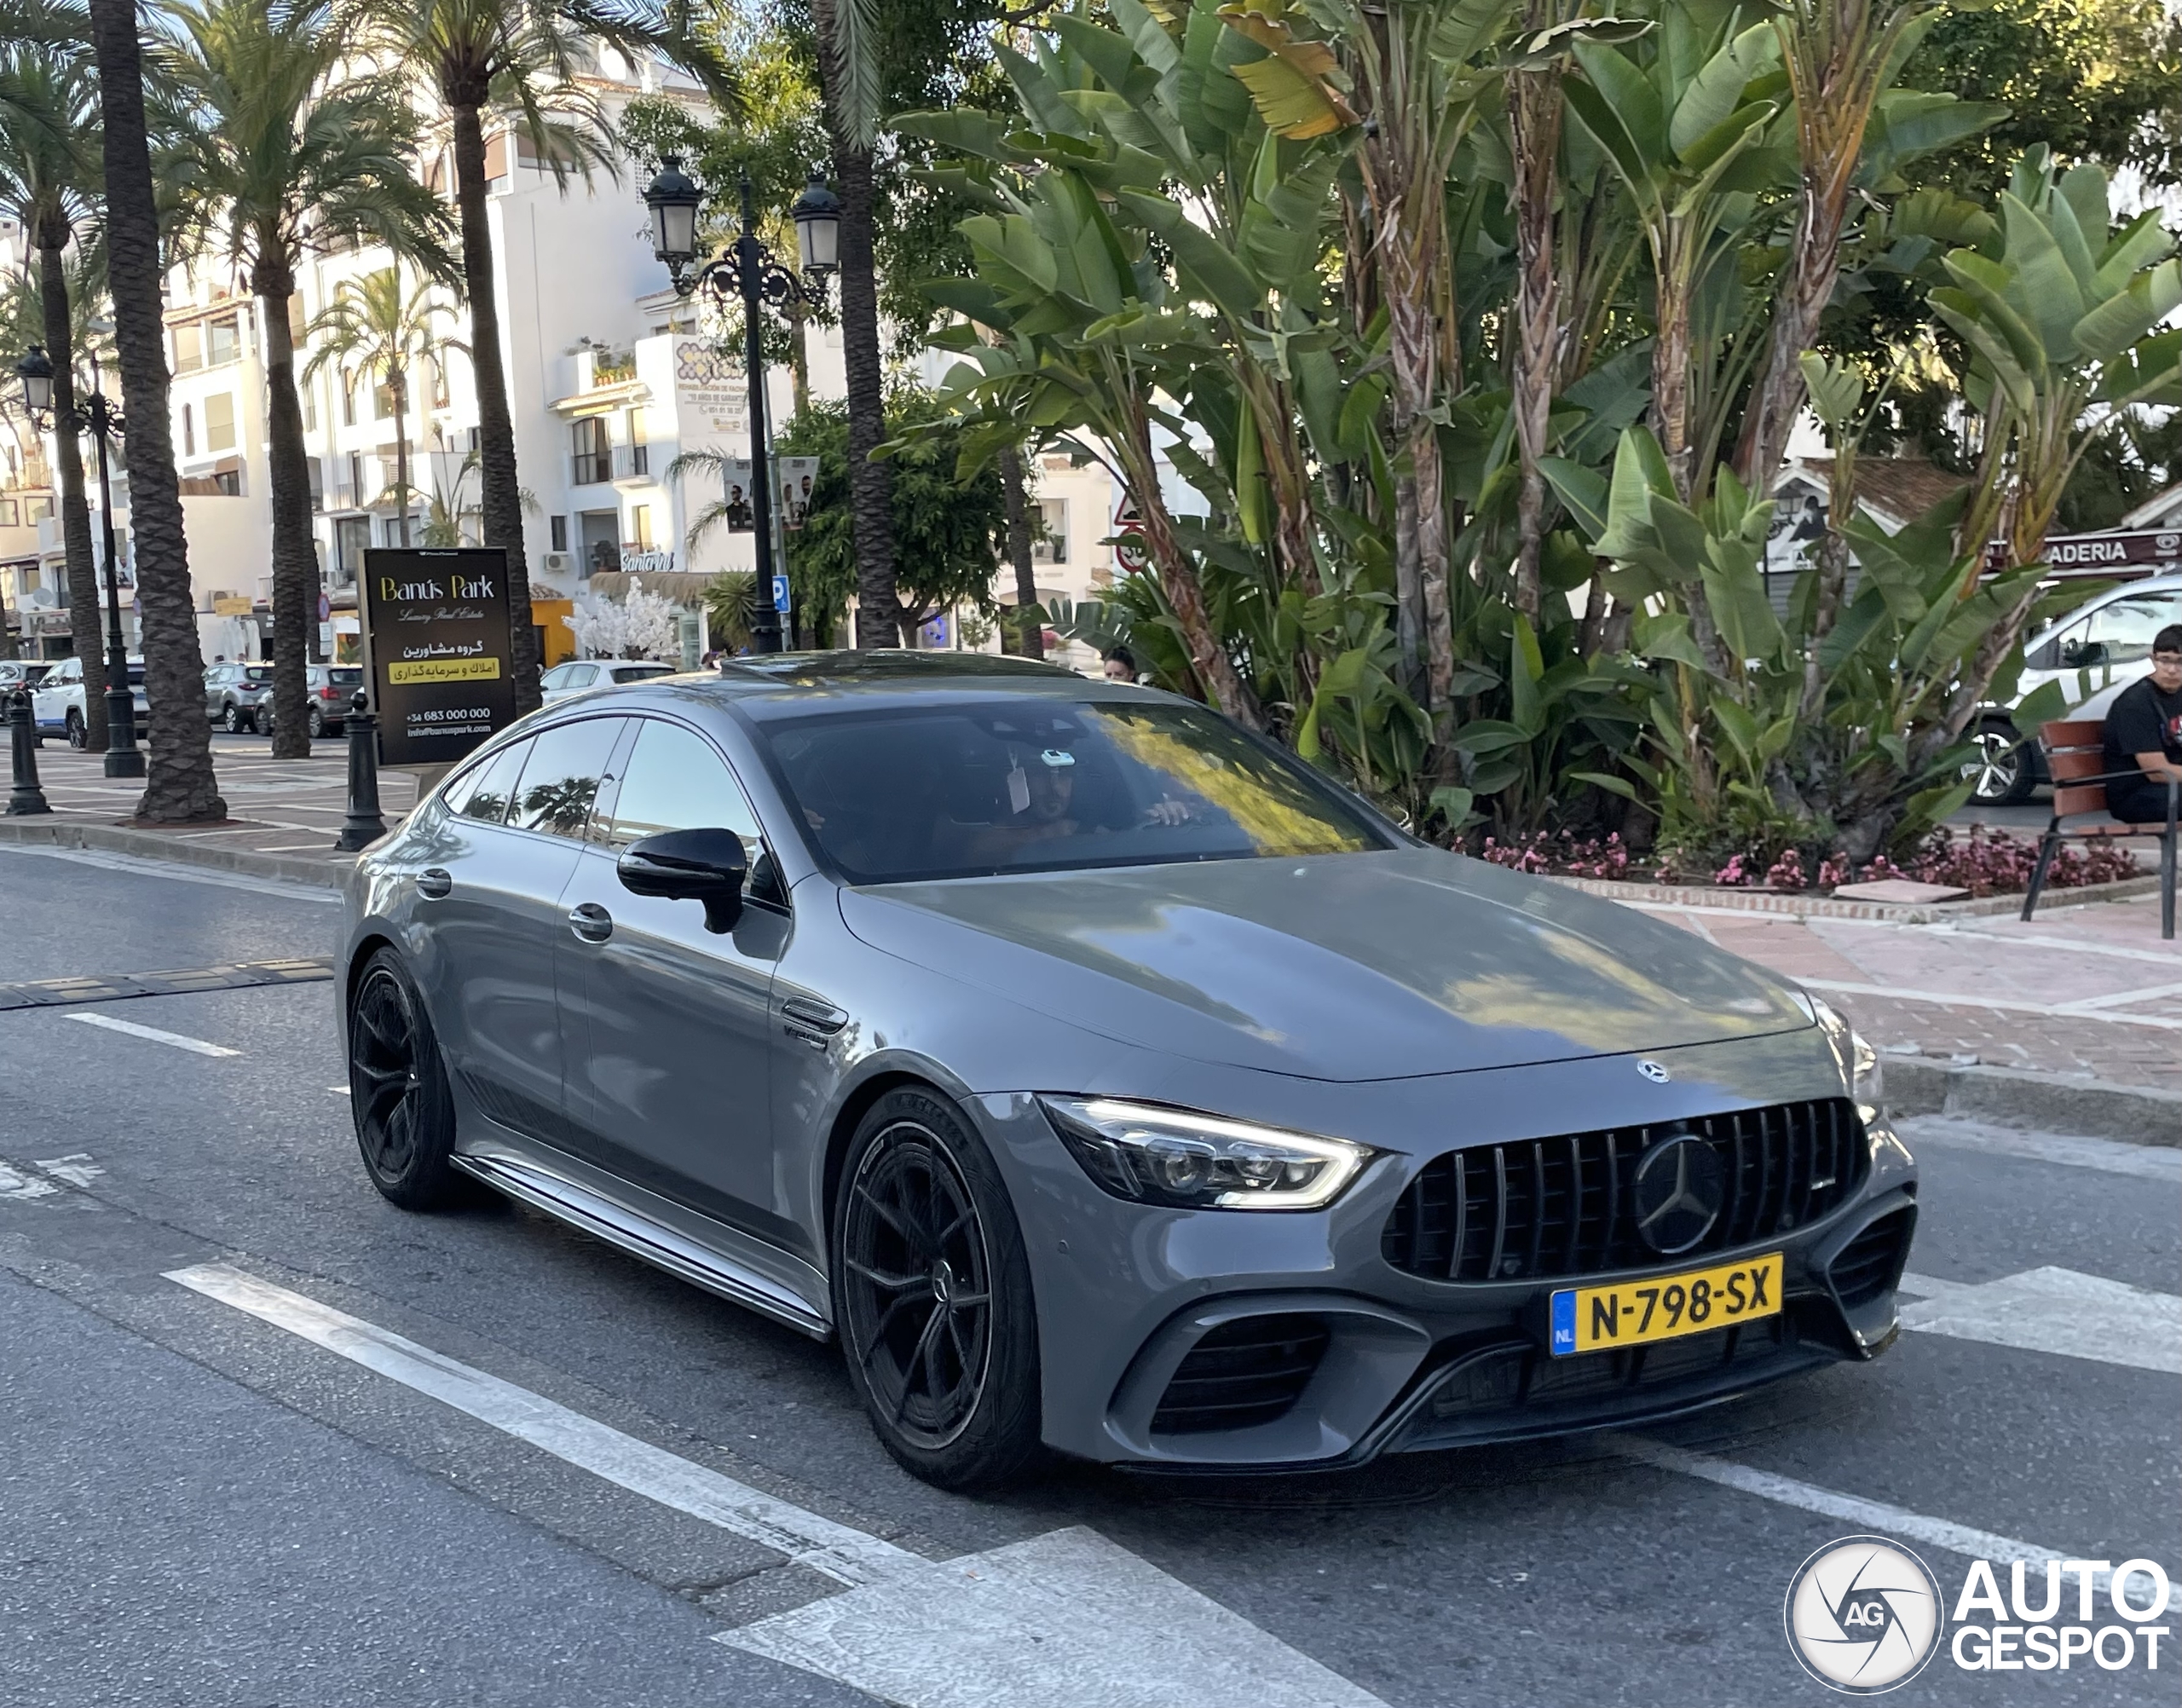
[2022,718,2177,939]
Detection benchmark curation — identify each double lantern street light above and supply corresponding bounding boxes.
[13,343,144,777]
[644,159,840,655]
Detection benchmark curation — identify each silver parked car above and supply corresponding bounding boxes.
[1967,572,2182,804]
[340,654,1914,1488]
[205,662,276,732]
[539,658,678,704]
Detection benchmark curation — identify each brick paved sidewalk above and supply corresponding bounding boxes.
[9,733,419,876]
[1643,894,2182,1095]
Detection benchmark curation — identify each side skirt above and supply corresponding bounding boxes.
[452,1151,834,1342]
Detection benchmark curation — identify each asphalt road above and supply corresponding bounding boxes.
[0,841,2175,1708]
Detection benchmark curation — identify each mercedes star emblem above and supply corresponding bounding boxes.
[1631,1134,1725,1255]
[1638,1059,1671,1083]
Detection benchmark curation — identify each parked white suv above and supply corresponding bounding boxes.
[32,655,152,747]
[1967,572,2182,804]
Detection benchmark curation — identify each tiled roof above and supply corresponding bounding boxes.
[1783,456,1971,527]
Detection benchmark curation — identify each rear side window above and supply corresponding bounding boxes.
[446,738,531,826]
[511,718,622,838]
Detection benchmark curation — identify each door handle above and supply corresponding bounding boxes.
[569,902,615,943]
[417,868,453,900]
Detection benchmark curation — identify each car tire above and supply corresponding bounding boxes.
[308,706,325,741]
[222,704,242,733]
[347,948,469,1211]
[1965,722,2037,805]
[65,709,84,748]
[831,1086,1042,1490]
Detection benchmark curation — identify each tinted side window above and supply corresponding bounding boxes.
[599,720,768,872]
[511,718,621,838]
[449,738,531,825]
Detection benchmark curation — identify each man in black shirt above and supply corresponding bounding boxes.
[2101,623,2182,824]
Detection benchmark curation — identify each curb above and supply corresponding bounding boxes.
[0,817,350,891]
[1883,1055,2180,1148]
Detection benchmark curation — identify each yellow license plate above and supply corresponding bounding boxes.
[1549,1253,1783,1357]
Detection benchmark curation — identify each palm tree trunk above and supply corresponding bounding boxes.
[1507,61,1562,625]
[832,141,900,648]
[997,445,1039,657]
[449,101,540,711]
[392,372,412,547]
[256,259,315,759]
[37,235,107,749]
[88,0,222,822]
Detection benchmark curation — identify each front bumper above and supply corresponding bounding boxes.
[973,1030,1918,1470]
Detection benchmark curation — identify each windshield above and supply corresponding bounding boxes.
[612,663,674,680]
[241,666,274,683]
[328,667,363,684]
[756,698,1387,884]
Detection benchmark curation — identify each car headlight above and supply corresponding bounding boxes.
[1039,1096,1375,1211]
[1810,995,1883,1119]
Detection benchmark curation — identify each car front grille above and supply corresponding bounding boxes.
[1151,1313,1331,1435]
[1381,1098,1866,1284]
[1828,1207,1915,1307]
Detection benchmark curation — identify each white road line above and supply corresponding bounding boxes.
[1894,1117,2182,1180]
[1798,977,2182,1030]
[1897,923,2182,968]
[165,1262,909,1587]
[65,1013,240,1057]
[166,1262,1389,1708]
[2052,980,2182,1013]
[1614,1435,2182,1614]
[1896,1266,2181,1374]
[0,1163,60,1201]
[32,1153,104,1188]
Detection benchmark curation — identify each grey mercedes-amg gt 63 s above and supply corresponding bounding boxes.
[340,652,1915,1489]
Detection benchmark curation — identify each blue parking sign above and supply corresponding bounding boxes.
[771,574,791,614]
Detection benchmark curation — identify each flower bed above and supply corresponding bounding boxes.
[1469,824,2138,898]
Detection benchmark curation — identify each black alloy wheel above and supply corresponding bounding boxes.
[834,1088,1041,1488]
[66,708,84,748]
[347,949,466,1209]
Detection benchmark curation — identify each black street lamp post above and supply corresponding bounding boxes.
[644,161,840,655]
[14,343,144,777]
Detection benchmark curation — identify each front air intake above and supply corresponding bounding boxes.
[1151,1314,1331,1434]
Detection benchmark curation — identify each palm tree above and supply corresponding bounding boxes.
[86,0,221,821]
[0,45,108,741]
[359,0,737,713]
[304,267,459,554]
[808,0,898,647]
[159,0,453,758]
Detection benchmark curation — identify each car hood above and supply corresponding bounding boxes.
[837,847,1813,1082]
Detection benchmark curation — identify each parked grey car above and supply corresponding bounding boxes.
[205,662,276,732]
[257,664,366,740]
[340,654,1914,1488]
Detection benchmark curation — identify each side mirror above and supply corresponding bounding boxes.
[617,827,748,933]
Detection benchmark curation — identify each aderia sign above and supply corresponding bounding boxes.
[360,546,517,766]
[1988,528,2182,575]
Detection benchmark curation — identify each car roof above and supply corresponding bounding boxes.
[597,649,1123,724]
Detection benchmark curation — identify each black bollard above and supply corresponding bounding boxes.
[7,688,52,816]
[334,689,387,852]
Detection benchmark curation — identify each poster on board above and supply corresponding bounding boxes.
[360,546,517,767]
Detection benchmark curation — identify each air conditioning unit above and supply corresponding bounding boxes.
[543,551,571,574]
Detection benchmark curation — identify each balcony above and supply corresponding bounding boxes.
[613,443,650,482]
